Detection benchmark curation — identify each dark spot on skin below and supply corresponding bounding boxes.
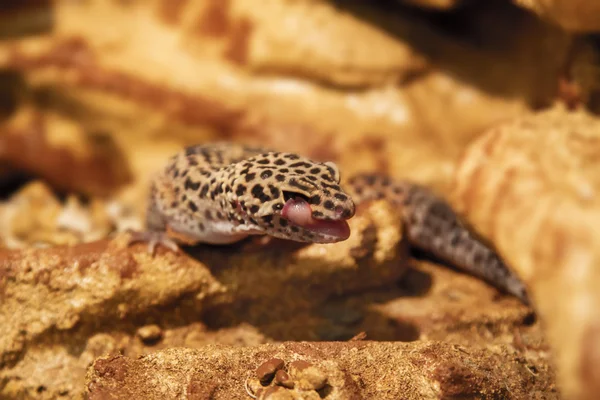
[323,183,341,191]
[393,186,403,194]
[269,185,280,198]
[275,174,285,182]
[341,208,353,218]
[274,159,286,166]
[245,173,256,182]
[334,193,348,201]
[324,200,335,210]
[261,170,273,179]
[262,215,274,225]
[249,218,258,225]
[250,205,260,214]
[309,195,321,205]
[257,159,270,165]
[321,174,333,182]
[312,211,324,218]
[170,201,177,208]
[216,211,224,219]
[291,226,300,233]
[305,175,317,181]
[236,184,246,196]
[198,222,205,231]
[205,210,213,220]
[174,169,180,178]
[200,184,209,198]
[430,203,450,219]
[284,154,300,160]
[486,251,498,265]
[289,179,310,191]
[290,161,312,168]
[251,184,271,202]
[294,169,305,174]
[449,234,460,247]
[272,203,283,211]
[365,175,377,186]
[187,158,198,166]
[188,201,198,212]
[310,167,320,174]
[473,251,483,265]
[280,219,288,227]
[181,170,188,178]
[279,168,289,173]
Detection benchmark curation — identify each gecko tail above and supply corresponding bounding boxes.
[347,173,530,305]
[346,173,411,205]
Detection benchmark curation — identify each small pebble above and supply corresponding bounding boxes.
[256,358,285,385]
[274,369,294,389]
[136,325,163,344]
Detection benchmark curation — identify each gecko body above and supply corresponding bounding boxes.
[129,143,529,305]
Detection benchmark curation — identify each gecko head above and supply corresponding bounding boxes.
[232,152,355,243]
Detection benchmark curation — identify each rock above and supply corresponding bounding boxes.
[85,342,557,399]
[514,0,600,32]
[453,106,600,400]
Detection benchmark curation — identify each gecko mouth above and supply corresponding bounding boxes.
[281,196,350,240]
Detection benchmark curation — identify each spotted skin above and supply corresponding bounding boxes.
[347,174,530,305]
[137,142,355,249]
[130,143,528,305]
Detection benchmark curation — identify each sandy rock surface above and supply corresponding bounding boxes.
[0,198,410,398]
[86,342,556,399]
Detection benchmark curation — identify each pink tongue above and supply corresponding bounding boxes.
[281,198,350,240]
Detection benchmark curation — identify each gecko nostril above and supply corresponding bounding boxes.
[334,205,344,217]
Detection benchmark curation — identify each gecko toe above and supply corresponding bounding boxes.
[127,230,180,255]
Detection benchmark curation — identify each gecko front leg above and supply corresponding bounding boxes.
[126,183,186,255]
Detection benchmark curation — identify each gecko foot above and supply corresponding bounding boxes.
[126,230,180,256]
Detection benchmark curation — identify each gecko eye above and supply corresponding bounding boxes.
[283,191,310,203]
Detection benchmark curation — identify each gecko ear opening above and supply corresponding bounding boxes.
[323,161,341,183]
